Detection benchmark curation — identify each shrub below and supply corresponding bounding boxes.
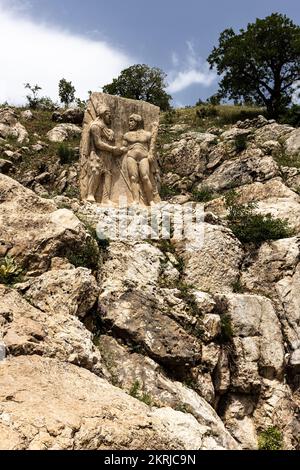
[225,190,293,244]
[258,426,283,450]
[280,104,300,127]
[196,104,218,119]
[234,133,248,152]
[66,237,99,271]
[58,143,77,164]
[192,186,216,202]
[163,109,177,125]
[0,256,23,285]
[220,315,233,342]
[160,184,180,199]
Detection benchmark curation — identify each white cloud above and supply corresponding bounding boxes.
[167,42,216,94]
[0,1,133,105]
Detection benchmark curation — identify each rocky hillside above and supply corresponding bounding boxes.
[0,104,300,450]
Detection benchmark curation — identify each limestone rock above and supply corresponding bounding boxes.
[0,287,102,374]
[206,178,300,233]
[17,267,99,319]
[21,110,34,121]
[0,356,239,450]
[284,128,300,157]
[0,108,29,144]
[254,123,294,145]
[99,335,238,449]
[47,123,82,143]
[216,293,285,388]
[162,132,216,177]
[241,237,300,376]
[202,152,279,192]
[0,174,91,275]
[176,223,244,293]
[100,289,202,367]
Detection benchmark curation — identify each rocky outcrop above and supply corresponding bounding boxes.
[176,223,244,292]
[0,108,29,144]
[52,108,84,125]
[0,285,102,374]
[47,123,82,143]
[0,174,92,274]
[0,355,239,450]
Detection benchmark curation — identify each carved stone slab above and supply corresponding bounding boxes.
[80,93,161,206]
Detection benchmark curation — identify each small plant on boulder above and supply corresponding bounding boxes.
[225,190,292,244]
[0,256,23,285]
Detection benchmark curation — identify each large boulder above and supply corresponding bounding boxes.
[202,151,279,192]
[206,178,300,233]
[0,285,102,374]
[0,355,239,450]
[52,108,84,125]
[0,108,28,144]
[47,123,82,143]
[0,174,91,274]
[284,128,300,157]
[176,223,244,293]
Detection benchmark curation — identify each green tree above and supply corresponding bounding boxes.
[58,78,76,108]
[24,83,42,109]
[207,13,300,118]
[103,64,171,110]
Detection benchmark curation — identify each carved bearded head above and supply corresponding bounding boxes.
[129,114,144,131]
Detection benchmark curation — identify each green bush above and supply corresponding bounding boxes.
[196,104,218,119]
[234,134,248,152]
[258,427,283,450]
[0,256,23,285]
[58,143,77,165]
[220,315,233,342]
[280,104,300,128]
[192,187,216,202]
[225,191,292,244]
[66,237,99,271]
[160,184,180,199]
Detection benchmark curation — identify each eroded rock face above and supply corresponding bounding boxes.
[176,223,244,293]
[18,267,99,319]
[0,174,91,274]
[0,356,239,450]
[0,286,102,374]
[202,153,279,192]
[47,123,82,143]
[241,237,300,376]
[99,335,238,449]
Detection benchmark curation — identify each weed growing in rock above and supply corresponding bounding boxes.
[58,143,77,165]
[225,190,293,244]
[129,380,154,406]
[0,256,23,285]
[192,187,216,202]
[258,426,283,450]
[234,133,248,152]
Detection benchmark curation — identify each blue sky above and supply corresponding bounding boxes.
[0,0,299,106]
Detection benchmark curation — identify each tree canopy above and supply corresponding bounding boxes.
[207,13,300,118]
[102,64,172,111]
[59,78,76,108]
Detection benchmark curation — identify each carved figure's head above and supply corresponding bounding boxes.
[97,104,111,126]
[129,114,144,131]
